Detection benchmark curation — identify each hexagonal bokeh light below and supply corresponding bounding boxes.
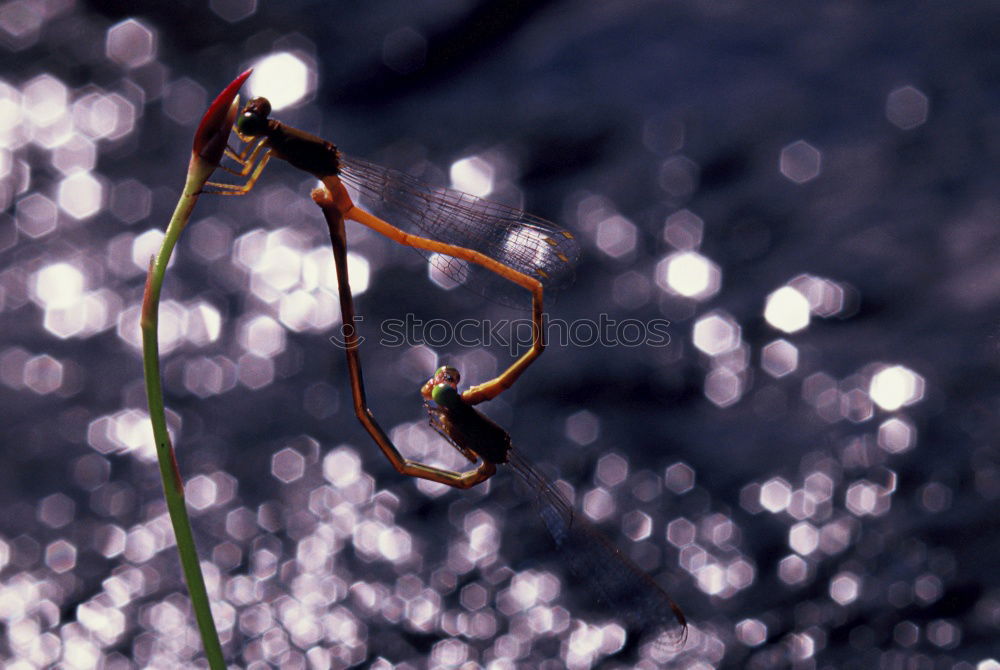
[565,410,599,445]
[247,52,313,110]
[271,447,305,483]
[595,214,637,259]
[45,539,77,574]
[761,339,799,377]
[449,155,494,198]
[57,171,102,219]
[664,462,695,494]
[239,315,286,358]
[105,18,157,68]
[662,209,703,250]
[877,417,916,454]
[209,0,258,22]
[0,3,44,48]
[428,253,468,290]
[788,274,848,318]
[869,365,925,411]
[16,192,59,238]
[23,353,64,394]
[51,135,96,175]
[31,261,84,308]
[162,77,207,126]
[659,154,699,198]
[830,571,861,605]
[760,477,792,513]
[655,250,721,300]
[779,554,809,585]
[764,285,810,333]
[692,311,741,356]
[736,618,768,646]
[22,73,67,129]
[886,85,930,130]
[779,140,822,184]
[705,367,743,407]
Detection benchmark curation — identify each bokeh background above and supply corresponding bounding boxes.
[2,0,999,668]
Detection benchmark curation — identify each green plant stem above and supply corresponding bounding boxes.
[141,157,225,670]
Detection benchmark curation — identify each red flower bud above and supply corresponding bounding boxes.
[192,69,252,166]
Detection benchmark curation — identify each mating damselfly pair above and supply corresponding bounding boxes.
[204,94,686,651]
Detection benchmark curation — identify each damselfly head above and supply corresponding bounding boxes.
[433,365,461,388]
[236,96,272,137]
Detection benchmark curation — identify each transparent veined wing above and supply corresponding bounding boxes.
[505,449,688,655]
[339,155,580,307]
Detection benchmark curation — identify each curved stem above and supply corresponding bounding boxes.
[141,156,225,670]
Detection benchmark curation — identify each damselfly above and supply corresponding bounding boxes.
[424,366,688,654]
[207,97,579,405]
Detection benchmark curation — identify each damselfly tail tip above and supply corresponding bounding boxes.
[644,617,690,662]
[310,186,333,207]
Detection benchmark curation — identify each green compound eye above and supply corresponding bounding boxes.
[431,382,462,408]
[235,97,271,136]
